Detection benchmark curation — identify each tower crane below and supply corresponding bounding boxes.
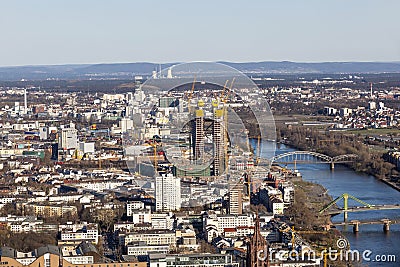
[221,78,235,174]
[187,76,196,114]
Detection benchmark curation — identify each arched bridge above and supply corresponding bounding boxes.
[269,151,358,169]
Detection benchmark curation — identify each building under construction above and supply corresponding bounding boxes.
[192,108,205,161]
[213,107,226,176]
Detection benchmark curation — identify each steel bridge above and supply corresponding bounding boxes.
[319,192,400,223]
[269,151,358,169]
[332,218,400,233]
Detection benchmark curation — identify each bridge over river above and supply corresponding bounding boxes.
[269,151,358,169]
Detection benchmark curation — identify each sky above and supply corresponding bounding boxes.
[1,0,400,66]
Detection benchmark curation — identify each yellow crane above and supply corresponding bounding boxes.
[187,76,197,113]
[222,78,235,174]
[280,226,327,251]
[256,135,261,165]
[147,142,159,173]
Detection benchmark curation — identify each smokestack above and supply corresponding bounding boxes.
[370,83,373,98]
[24,88,27,114]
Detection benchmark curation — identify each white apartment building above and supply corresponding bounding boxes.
[126,201,145,215]
[127,242,170,256]
[203,214,254,242]
[155,173,181,211]
[117,211,174,231]
[59,222,99,244]
[60,128,78,150]
[118,230,176,247]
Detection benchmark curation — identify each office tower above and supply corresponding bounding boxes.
[51,143,59,161]
[155,173,181,211]
[60,128,78,150]
[192,109,205,161]
[229,183,243,215]
[213,108,225,176]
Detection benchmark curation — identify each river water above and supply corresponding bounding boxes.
[262,142,400,266]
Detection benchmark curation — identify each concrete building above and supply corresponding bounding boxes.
[213,108,225,175]
[0,247,146,267]
[193,109,205,160]
[120,117,134,133]
[24,203,77,218]
[339,107,352,117]
[229,183,243,215]
[204,213,254,242]
[59,222,99,245]
[79,142,95,154]
[118,230,176,247]
[126,201,145,215]
[155,173,181,211]
[60,128,78,150]
[368,101,376,110]
[127,241,170,256]
[149,254,239,267]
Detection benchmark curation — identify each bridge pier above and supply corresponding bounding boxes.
[383,220,391,232]
[344,212,348,222]
[352,221,360,233]
[330,162,335,170]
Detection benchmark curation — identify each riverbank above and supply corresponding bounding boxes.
[281,169,351,267]
[380,177,400,192]
[270,141,400,267]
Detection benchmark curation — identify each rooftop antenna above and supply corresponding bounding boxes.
[370,83,373,98]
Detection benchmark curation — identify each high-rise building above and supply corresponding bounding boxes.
[213,108,225,176]
[229,183,243,215]
[192,109,205,161]
[155,173,181,211]
[60,128,78,150]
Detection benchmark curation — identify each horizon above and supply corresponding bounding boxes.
[2,60,400,69]
[1,1,400,66]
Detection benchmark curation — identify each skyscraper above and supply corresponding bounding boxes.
[192,109,205,161]
[155,173,181,211]
[213,108,225,176]
[229,183,243,215]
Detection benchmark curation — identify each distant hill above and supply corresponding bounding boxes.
[1,61,400,81]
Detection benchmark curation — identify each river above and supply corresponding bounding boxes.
[261,141,400,266]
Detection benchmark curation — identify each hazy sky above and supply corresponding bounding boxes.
[1,0,400,66]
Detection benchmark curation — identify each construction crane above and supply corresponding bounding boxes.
[280,226,340,267]
[147,142,159,173]
[280,226,327,251]
[256,135,261,165]
[222,78,235,174]
[187,76,197,113]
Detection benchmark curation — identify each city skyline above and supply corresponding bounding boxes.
[1,0,400,66]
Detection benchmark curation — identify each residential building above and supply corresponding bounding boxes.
[155,173,181,211]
